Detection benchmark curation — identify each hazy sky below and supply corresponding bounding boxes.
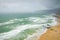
[0,0,60,13]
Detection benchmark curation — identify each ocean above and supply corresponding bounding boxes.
[0,13,57,40]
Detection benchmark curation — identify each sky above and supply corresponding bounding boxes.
[0,0,60,13]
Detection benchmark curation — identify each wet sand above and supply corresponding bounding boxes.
[26,15,60,40]
[39,17,60,40]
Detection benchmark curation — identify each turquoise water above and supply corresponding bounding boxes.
[0,13,56,40]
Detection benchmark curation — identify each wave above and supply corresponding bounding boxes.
[0,15,56,26]
[0,18,24,26]
[0,24,43,40]
[0,15,57,40]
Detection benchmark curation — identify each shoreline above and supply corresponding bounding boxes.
[39,15,60,40]
[25,15,57,40]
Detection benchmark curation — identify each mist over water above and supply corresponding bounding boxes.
[0,0,59,40]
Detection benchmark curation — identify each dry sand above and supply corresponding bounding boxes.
[39,18,60,40]
[26,15,60,40]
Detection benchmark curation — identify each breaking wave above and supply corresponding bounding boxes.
[0,15,57,40]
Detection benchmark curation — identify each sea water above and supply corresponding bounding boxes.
[0,13,57,40]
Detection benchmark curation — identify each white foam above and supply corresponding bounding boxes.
[25,16,57,40]
[28,17,47,23]
[0,21,14,26]
[25,27,47,40]
[0,24,42,40]
[0,18,24,26]
[0,16,57,40]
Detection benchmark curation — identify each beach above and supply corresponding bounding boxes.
[39,16,60,40]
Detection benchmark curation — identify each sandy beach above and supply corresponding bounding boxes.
[39,16,60,40]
